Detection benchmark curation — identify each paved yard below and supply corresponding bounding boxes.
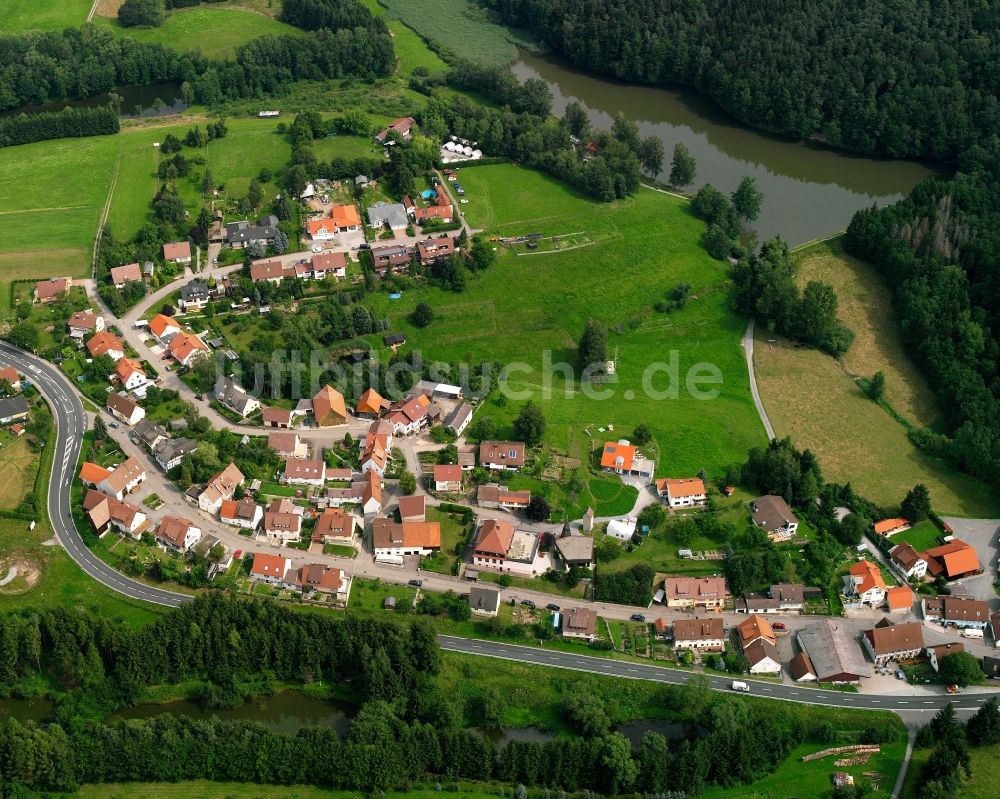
[940,516,1000,606]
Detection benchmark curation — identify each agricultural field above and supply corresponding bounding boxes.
[0,435,38,510]
[94,6,305,59]
[753,325,999,517]
[4,0,92,32]
[365,164,766,477]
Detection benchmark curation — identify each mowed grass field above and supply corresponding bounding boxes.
[367,164,766,476]
[794,238,940,426]
[4,0,93,32]
[0,437,39,509]
[94,6,305,59]
[753,325,998,515]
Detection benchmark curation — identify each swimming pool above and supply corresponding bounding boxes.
[421,189,437,199]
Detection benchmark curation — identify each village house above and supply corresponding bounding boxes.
[416,237,456,264]
[673,618,726,651]
[311,384,348,427]
[97,457,146,501]
[110,263,142,289]
[34,278,70,304]
[0,365,21,391]
[67,310,104,338]
[889,542,928,580]
[106,393,145,426]
[433,463,463,493]
[311,252,347,280]
[862,619,924,667]
[155,515,202,553]
[554,535,595,569]
[372,245,413,276]
[356,387,388,418]
[219,497,263,531]
[114,358,148,395]
[331,203,362,233]
[153,437,198,471]
[148,314,181,345]
[789,652,818,682]
[796,620,871,684]
[874,517,910,537]
[398,495,425,522]
[927,642,966,673]
[198,462,244,515]
[250,259,286,284]
[312,508,356,545]
[215,376,261,418]
[387,393,434,435]
[445,402,473,436]
[374,116,415,144]
[480,440,525,471]
[477,483,531,511]
[282,458,327,487]
[736,615,782,675]
[87,332,125,361]
[599,440,655,480]
[83,489,148,539]
[249,553,292,586]
[923,539,981,581]
[748,495,799,541]
[885,585,915,613]
[168,332,209,367]
[268,431,305,459]
[561,607,598,641]
[468,585,501,617]
[371,517,441,558]
[661,575,728,609]
[285,563,352,603]
[362,470,383,515]
[0,395,29,425]
[655,477,708,509]
[843,560,887,607]
[80,462,111,487]
[225,216,280,250]
[922,596,991,629]
[163,241,192,264]
[262,407,293,428]
[472,519,542,577]
[178,281,210,312]
[131,419,167,452]
[367,202,409,231]
[263,497,304,545]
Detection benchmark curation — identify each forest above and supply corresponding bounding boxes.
[845,145,1000,493]
[0,103,118,148]
[482,0,1000,162]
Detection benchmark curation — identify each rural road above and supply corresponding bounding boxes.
[3,342,1000,712]
[743,319,776,440]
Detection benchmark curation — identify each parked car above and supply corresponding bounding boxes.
[520,599,536,608]
[947,684,960,694]
[895,670,907,681]
[772,621,786,631]
[109,422,119,429]
[408,579,423,587]
[546,603,560,611]
[630,613,646,622]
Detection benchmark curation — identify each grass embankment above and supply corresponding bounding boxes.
[902,740,1000,799]
[4,0,93,32]
[366,164,766,476]
[94,5,306,60]
[753,237,998,516]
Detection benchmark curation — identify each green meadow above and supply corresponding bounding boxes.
[94,6,305,59]
[4,0,92,33]
[367,164,766,476]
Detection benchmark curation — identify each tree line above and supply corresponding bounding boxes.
[845,149,1000,493]
[482,0,1000,162]
[0,103,118,149]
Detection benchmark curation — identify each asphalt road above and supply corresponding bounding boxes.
[0,342,188,608]
[6,341,1000,712]
[439,636,999,711]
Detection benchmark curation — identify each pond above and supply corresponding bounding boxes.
[513,51,940,244]
[110,690,352,736]
[2,82,187,120]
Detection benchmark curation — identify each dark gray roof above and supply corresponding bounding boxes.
[749,495,798,531]
[181,281,209,301]
[797,620,871,681]
[468,585,500,612]
[0,395,29,419]
[384,333,406,346]
[133,419,167,448]
[225,217,279,245]
[445,402,472,431]
[215,376,256,414]
[367,202,408,229]
[153,436,199,466]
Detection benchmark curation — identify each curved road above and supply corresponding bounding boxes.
[4,342,999,711]
[0,341,188,608]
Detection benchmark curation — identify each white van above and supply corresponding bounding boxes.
[962,628,984,639]
[730,680,750,693]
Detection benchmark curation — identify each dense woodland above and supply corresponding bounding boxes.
[0,103,118,149]
[484,0,1000,161]
[846,147,1000,492]
[0,598,885,795]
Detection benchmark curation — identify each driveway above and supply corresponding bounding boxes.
[940,516,1000,606]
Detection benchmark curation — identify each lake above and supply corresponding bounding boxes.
[513,51,939,244]
[111,690,352,736]
[2,82,187,120]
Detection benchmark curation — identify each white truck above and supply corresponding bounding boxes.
[963,628,984,639]
[730,680,751,693]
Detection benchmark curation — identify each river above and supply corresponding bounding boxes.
[1,82,186,120]
[512,51,939,244]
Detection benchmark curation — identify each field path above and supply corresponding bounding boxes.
[87,0,99,22]
[92,151,121,277]
[744,318,776,440]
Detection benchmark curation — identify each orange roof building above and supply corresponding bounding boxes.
[356,387,388,417]
[886,585,914,612]
[168,332,208,365]
[149,314,181,340]
[331,204,361,230]
[924,539,981,580]
[80,462,113,485]
[371,517,441,554]
[601,441,636,472]
[312,384,348,426]
[86,332,124,359]
[845,559,887,605]
[735,614,776,648]
[874,518,910,536]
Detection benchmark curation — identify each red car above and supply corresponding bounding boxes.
[772,622,787,631]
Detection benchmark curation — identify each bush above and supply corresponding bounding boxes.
[118,0,165,28]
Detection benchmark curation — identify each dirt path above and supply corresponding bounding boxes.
[92,151,122,277]
[744,318,776,440]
